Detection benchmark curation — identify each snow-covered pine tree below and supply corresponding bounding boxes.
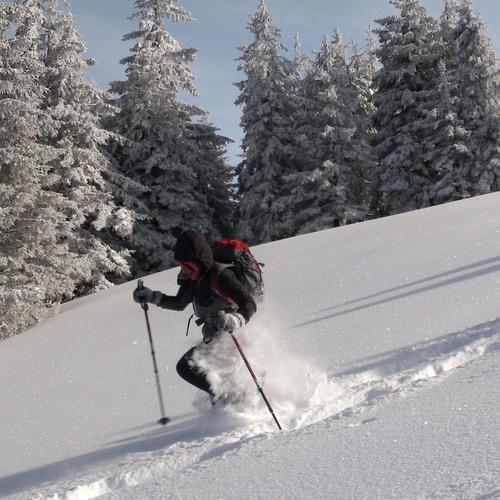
[185,118,236,237]
[273,36,338,236]
[372,0,441,215]
[305,30,368,231]
[0,1,77,337]
[40,0,135,294]
[346,37,378,216]
[275,30,369,236]
[418,0,471,205]
[440,0,459,54]
[422,60,471,204]
[110,0,225,274]
[282,34,309,181]
[270,34,311,240]
[446,0,499,195]
[235,0,294,244]
[291,33,309,81]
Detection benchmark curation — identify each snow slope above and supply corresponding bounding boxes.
[1,193,499,499]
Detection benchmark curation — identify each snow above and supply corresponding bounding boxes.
[1,193,500,499]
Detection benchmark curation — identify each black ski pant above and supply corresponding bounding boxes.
[176,346,213,396]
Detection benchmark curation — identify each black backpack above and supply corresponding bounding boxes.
[212,239,264,299]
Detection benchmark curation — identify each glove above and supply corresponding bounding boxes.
[133,286,162,305]
[221,312,245,333]
[201,311,245,343]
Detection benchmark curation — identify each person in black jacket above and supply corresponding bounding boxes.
[133,229,257,402]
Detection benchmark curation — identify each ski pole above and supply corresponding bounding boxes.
[229,332,282,430]
[137,279,170,425]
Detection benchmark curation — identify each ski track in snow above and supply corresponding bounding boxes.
[27,319,500,500]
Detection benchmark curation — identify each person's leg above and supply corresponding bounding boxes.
[176,346,213,395]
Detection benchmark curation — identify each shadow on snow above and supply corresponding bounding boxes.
[291,256,500,329]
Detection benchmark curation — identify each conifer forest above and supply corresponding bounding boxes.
[0,0,498,337]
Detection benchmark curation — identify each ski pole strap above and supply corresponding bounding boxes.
[137,279,149,311]
[185,314,194,336]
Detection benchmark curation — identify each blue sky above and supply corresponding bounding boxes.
[69,0,499,165]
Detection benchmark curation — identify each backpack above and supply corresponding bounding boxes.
[212,239,264,299]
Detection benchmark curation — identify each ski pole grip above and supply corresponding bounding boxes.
[137,279,148,310]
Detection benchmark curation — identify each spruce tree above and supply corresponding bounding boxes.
[447,0,499,195]
[303,31,367,232]
[268,34,311,240]
[418,1,470,205]
[275,31,371,236]
[422,60,471,203]
[0,2,76,337]
[440,0,459,52]
[373,0,441,215]
[187,119,236,237]
[235,0,293,244]
[348,36,378,215]
[40,0,134,293]
[110,0,224,274]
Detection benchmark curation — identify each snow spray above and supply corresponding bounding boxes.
[192,301,342,430]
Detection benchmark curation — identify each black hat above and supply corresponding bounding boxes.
[173,230,214,270]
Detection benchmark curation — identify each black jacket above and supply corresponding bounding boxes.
[156,264,256,322]
[156,230,256,322]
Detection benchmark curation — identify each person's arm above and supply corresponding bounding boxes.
[156,283,193,311]
[218,270,257,323]
[133,283,192,311]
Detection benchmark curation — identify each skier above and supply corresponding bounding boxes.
[133,229,257,403]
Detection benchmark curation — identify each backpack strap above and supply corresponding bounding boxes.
[209,264,236,305]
